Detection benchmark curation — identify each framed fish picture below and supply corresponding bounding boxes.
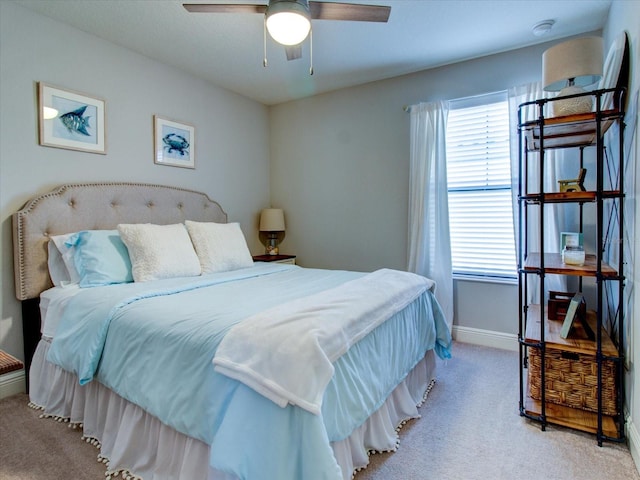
[38,82,106,154]
[153,115,195,169]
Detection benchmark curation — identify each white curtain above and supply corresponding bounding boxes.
[508,82,567,302]
[407,101,454,330]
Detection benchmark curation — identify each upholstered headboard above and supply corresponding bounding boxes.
[13,182,228,301]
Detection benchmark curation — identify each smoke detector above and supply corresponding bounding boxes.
[533,20,555,37]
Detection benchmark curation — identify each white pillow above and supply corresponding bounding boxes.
[117,223,201,282]
[185,221,253,274]
[48,240,71,286]
[49,233,80,285]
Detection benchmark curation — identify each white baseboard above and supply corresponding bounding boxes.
[628,414,640,475]
[0,369,26,400]
[452,325,518,351]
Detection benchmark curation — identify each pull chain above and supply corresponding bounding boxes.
[309,28,313,75]
[263,16,268,67]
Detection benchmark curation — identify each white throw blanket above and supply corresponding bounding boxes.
[213,268,435,415]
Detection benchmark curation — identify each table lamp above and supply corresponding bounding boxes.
[543,36,603,116]
[260,208,285,255]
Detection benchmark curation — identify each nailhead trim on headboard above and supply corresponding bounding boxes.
[13,182,228,300]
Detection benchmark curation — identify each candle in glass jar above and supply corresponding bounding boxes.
[562,245,585,265]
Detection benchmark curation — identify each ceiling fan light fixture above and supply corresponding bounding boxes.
[266,0,311,46]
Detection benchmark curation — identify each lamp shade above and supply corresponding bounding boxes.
[543,36,603,91]
[260,208,285,232]
[266,0,311,46]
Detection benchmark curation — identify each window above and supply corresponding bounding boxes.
[445,91,516,280]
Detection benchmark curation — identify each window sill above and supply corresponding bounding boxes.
[453,274,517,286]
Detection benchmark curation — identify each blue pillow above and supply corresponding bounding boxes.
[66,230,133,287]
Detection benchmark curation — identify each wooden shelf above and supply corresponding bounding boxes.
[517,88,626,442]
[521,109,621,151]
[521,190,621,204]
[523,385,618,437]
[524,305,618,357]
[524,253,618,278]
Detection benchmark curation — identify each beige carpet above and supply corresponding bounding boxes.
[1,342,638,480]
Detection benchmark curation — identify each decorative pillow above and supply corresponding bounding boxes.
[49,233,80,285]
[65,230,133,288]
[185,221,253,274]
[117,223,201,282]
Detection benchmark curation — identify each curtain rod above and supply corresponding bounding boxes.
[404,90,506,114]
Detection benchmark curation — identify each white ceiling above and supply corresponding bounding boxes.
[16,0,612,105]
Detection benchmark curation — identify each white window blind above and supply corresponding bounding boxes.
[446,92,517,279]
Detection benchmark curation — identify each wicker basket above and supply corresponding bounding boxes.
[528,346,617,416]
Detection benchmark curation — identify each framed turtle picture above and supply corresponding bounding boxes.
[154,115,195,169]
[38,82,106,154]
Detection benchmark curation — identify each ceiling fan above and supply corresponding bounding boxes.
[183,1,391,67]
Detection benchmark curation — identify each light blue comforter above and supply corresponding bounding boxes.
[47,264,451,480]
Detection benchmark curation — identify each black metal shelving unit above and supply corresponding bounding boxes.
[517,87,626,445]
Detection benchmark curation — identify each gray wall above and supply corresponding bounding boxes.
[0,2,271,362]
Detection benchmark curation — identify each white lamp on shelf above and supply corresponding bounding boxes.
[259,208,285,255]
[542,36,603,116]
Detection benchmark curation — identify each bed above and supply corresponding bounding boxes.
[13,182,452,480]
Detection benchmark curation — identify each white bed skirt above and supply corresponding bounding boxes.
[29,339,437,480]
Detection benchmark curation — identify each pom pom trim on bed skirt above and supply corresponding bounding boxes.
[29,339,438,480]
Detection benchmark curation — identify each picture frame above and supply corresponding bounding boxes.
[559,293,584,339]
[547,291,576,320]
[598,31,629,111]
[560,232,583,251]
[38,82,106,154]
[154,115,195,169]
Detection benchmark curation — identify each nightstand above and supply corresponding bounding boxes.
[252,254,296,265]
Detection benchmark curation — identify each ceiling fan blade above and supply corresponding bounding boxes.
[309,2,390,22]
[183,3,267,14]
[184,2,390,22]
[285,45,303,61]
